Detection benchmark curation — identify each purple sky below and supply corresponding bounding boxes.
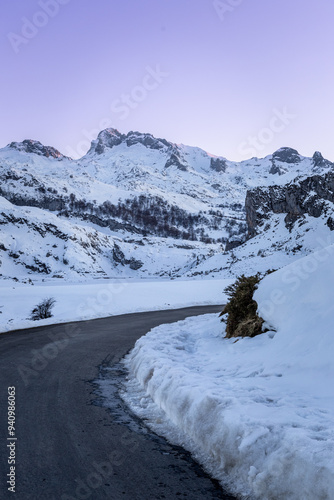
[1,0,334,161]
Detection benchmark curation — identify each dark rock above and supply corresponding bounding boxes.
[112,243,143,269]
[9,140,68,160]
[112,244,126,264]
[125,131,170,150]
[327,217,334,230]
[312,151,333,169]
[210,157,227,173]
[164,153,188,171]
[272,147,301,164]
[225,238,243,251]
[88,129,172,155]
[269,163,285,175]
[129,258,143,270]
[245,170,334,237]
[89,129,125,155]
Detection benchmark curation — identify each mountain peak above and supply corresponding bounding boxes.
[125,130,171,150]
[312,151,333,168]
[272,147,301,164]
[102,127,122,136]
[8,139,67,160]
[88,129,125,155]
[87,128,172,155]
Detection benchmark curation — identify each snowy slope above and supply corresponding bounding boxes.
[1,130,334,282]
[0,195,221,281]
[185,211,334,279]
[117,244,334,500]
[186,162,334,279]
[2,135,330,217]
[1,133,332,237]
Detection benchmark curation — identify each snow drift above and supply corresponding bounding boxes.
[120,246,334,499]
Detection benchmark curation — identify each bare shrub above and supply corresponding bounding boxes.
[30,298,56,321]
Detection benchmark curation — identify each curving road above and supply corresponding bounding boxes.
[0,306,236,500]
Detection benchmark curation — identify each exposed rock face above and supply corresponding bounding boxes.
[88,128,190,171]
[0,189,67,211]
[164,152,188,171]
[246,171,334,237]
[80,213,141,234]
[125,131,170,150]
[225,238,244,251]
[272,147,301,164]
[9,140,67,160]
[210,157,227,173]
[112,243,143,269]
[312,151,333,169]
[88,129,172,155]
[269,148,301,175]
[269,164,284,175]
[88,128,125,154]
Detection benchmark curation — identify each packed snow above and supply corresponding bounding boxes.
[0,278,230,334]
[108,245,334,500]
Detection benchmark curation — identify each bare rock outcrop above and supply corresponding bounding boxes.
[245,170,334,237]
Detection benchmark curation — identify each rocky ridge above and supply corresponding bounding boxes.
[245,170,334,237]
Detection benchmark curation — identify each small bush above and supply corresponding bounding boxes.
[30,298,56,321]
[220,274,265,338]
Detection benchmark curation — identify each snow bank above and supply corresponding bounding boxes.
[0,278,230,333]
[120,246,334,499]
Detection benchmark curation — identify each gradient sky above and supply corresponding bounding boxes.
[1,0,333,161]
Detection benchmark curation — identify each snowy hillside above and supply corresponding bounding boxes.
[186,159,334,278]
[118,243,334,500]
[185,211,334,279]
[0,194,220,282]
[1,129,334,281]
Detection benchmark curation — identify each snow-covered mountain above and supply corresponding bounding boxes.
[187,162,334,278]
[1,128,333,281]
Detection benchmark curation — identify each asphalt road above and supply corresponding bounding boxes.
[0,305,236,500]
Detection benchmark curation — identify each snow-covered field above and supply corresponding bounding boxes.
[0,277,230,333]
[107,245,334,500]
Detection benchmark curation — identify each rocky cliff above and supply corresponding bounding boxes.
[246,169,334,237]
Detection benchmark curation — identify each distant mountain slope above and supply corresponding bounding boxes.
[1,131,331,244]
[0,195,220,281]
[0,128,333,281]
[246,169,334,237]
[186,167,334,278]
